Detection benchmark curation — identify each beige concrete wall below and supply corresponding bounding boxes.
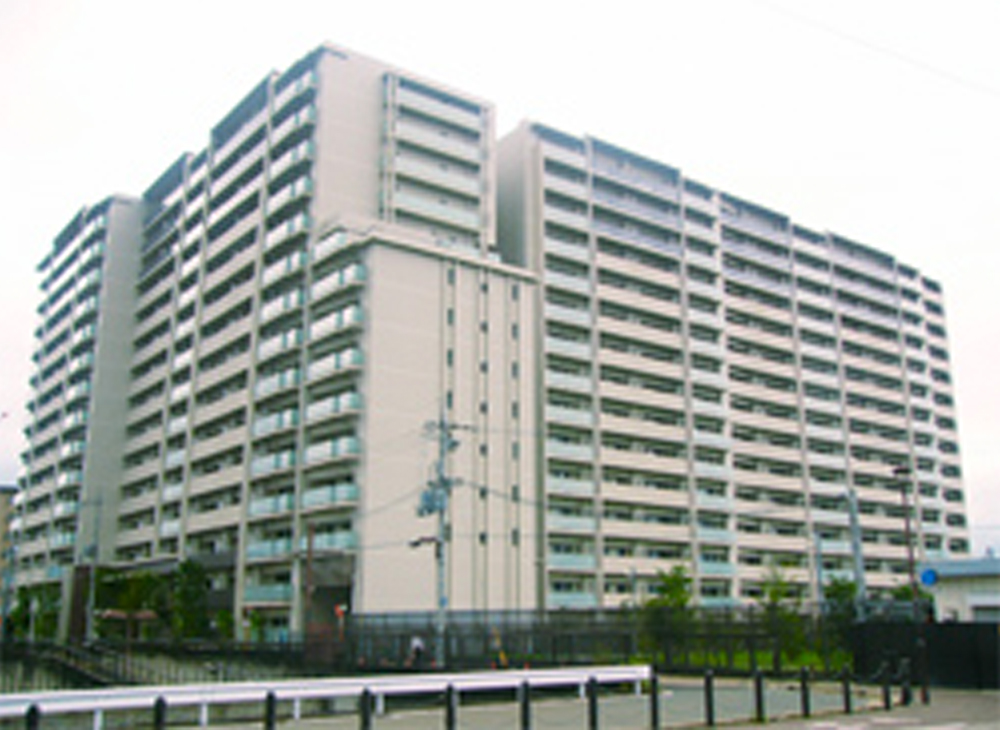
[357,235,537,613]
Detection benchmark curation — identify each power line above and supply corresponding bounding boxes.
[753,0,1000,100]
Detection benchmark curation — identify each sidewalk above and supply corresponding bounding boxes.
[173,678,886,729]
[721,689,1000,729]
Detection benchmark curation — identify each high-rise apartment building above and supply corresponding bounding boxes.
[498,122,969,608]
[16,45,536,640]
[14,45,969,638]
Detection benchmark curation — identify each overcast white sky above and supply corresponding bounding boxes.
[1,0,997,552]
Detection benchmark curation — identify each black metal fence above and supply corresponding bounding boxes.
[5,606,993,693]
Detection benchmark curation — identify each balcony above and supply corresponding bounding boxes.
[257,329,302,360]
[544,270,591,296]
[268,140,314,183]
[547,513,597,533]
[261,251,308,286]
[394,155,481,196]
[302,483,358,510]
[394,119,481,164]
[544,370,592,393]
[545,440,595,462]
[547,590,598,610]
[49,532,76,549]
[270,105,316,148]
[593,161,679,201]
[697,561,736,577]
[244,582,293,603]
[159,519,181,538]
[544,303,591,328]
[544,405,594,428]
[393,191,480,231]
[250,450,296,476]
[544,205,589,232]
[592,190,682,230]
[308,306,362,342]
[274,69,317,112]
[268,178,313,221]
[265,212,311,250]
[311,263,366,301]
[395,85,481,131]
[307,348,363,381]
[305,392,361,422]
[254,369,300,399]
[545,237,590,263]
[546,476,595,498]
[544,337,592,362]
[547,553,597,571]
[696,526,735,543]
[53,500,79,518]
[248,492,295,517]
[56,470,83,487]
[161,483,183,503]
[304,436,359,465]
[246,537,293,561]
[302,531,358,552]
[252,409,299,437]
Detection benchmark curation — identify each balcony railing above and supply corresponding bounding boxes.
[248,492,295,517]
[302,483,358,509]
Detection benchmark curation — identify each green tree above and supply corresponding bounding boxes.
[641,566,694,668]
[757,567,805,667]
[170,560,210,640]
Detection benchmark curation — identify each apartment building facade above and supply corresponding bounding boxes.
[14,45,969,637]
[16,45,536,640]
[498,122,969,609]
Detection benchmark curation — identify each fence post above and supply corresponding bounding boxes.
[153,696,167,730]
[704,669,715,727]
[899,657,912,706]
[880,662,892,711]
[649,672,660,730]
[519,680,532,730]
[359,688,373,730]
[917,634,931,705]
[444,684,458,730]
[753,669,766,723]
[587,676,599,730]
[264,691,277,730]
[841,666,852,714]
[799,666,811,718]
[25,704,40,730]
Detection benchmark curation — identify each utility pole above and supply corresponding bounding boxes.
[415,410,467,669]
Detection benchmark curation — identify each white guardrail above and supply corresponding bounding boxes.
[0,664,653,728]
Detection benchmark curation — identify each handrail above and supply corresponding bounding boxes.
[0,664,652,726]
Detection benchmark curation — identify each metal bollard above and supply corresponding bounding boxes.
[519,680,532,730]
[359,688,373,730]
[587,676,599,730]
[444,684,458,730]
[841,666,852,714]
[153,696,167,730]
[264,691,277,730]
[917,635,931,705]
[704,669,715,727]
[649,673,660,730]
[25,704,40,730]
[753,669,766,723]
[799,666,811,718]
[899,658,913,706]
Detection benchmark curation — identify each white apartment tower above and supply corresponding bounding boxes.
[16,47,969,637]
[17,45,537,640]
[498,122,969,609]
